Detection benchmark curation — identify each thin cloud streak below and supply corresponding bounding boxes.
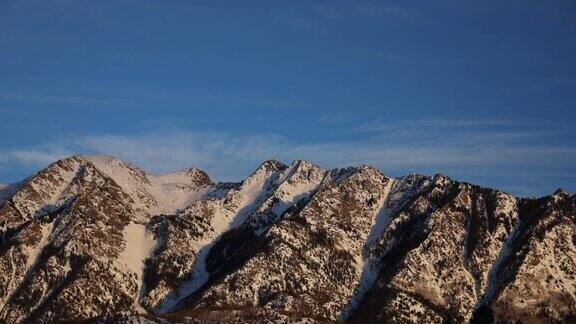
[0,126,574,187]
[0,149,71,166]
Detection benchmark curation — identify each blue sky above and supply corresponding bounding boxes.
[0,0,575,196]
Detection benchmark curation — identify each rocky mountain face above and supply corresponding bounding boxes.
[0,156,574,323]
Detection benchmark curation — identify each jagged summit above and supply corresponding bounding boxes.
[325,164,383,185]
[291,159,314,166]
[18,154,565,199]
[255,159,288,173]
[553,187,570,196]
[0,156,575,323]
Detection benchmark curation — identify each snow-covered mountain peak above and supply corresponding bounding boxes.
[287,159,325,175]
[73,155,213,216]
[275,160,324,184]
[325,164,384,185]
[0,154,213,222]
[431,172,452,184]
[256,159,288,173]
[1,157,574,323]
[181,168,212,185]
[154,168,212,190]
[553,187,570,196]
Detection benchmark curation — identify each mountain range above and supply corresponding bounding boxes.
[0,155,574,323]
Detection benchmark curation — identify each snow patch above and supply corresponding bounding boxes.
[474,203,521,309]
[25,222,53,270]
[340,178,395,319]
[119,223,156,304]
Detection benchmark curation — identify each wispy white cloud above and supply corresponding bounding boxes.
[0,149,70,166]
[74,131,286,180]
[0,121,575,188]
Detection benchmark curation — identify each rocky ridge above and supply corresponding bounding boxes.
[0,155,574,323]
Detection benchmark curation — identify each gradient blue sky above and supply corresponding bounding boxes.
[1,0,575,196]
